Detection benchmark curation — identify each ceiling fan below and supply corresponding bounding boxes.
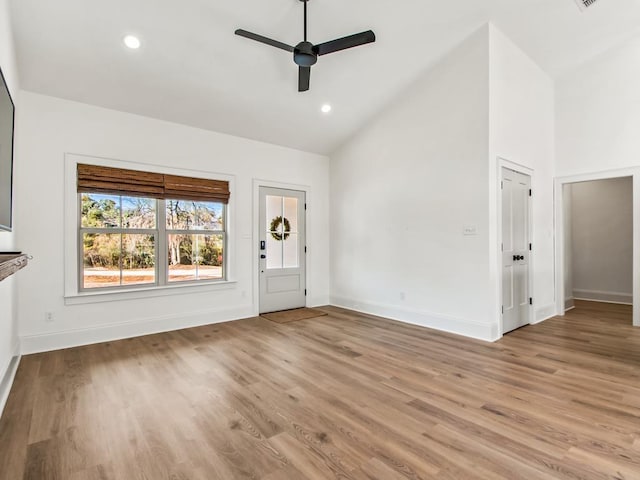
[235,0,376,92]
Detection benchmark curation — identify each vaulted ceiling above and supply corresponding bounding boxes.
[9,0,640,154]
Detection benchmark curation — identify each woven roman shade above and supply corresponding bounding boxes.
[164,174,231,203]
[77,164,164,198]
[77,164,230,204]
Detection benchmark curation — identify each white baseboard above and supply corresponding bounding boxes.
[330,295,497,341]
[0,341,21,420]
[531,303,558,325]
[573,289,632,305]
[307,295,330,308]
[20,305,255,355]
[565,296,575,311]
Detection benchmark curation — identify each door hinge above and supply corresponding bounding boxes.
[304,289,307,296]
[501,305,504,314]
[304,203,307,210]
[501,243,503,252]
[529,297,533,305]
[501,181,503,190]
[529,243,532,251]
[529,189,532,197]
[304,246,307,253]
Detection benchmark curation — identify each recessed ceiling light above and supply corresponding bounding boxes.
[123,35,141,49]
[321,104,332,114]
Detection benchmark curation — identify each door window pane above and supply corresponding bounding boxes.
[283,197,298,233]
[266,235,283,270]
[266,195,283,234]
[283,233,299,268]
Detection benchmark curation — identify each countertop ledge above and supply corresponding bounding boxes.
[0,253,29,282]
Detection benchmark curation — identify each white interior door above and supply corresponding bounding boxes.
[502,167,531,333]
[259,187,306,313]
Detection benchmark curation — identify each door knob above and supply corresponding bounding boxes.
[260,254,266,259]
[513,255,518,261]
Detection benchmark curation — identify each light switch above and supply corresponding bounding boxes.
[463,225,478,236]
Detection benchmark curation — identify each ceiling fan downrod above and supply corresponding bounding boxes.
[303,0,308,42]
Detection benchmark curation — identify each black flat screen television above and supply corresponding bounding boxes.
[0,65,15,232]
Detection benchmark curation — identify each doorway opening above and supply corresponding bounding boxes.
[555,169,640,327]
[562,177,633,316]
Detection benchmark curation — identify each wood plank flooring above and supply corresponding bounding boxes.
[1,300,640,479]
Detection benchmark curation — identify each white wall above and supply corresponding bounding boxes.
[330,26,494,340]
[556,34,640,177]
[488,25,556,324]
[570,177,633,304]
[329,24,555,341]
[15,92,330,353]
[0,0,20,413]
[555,32,640,324]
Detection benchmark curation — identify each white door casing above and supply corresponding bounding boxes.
[502,167,531,333]
[259,187,306,313]
[554,168,640,327]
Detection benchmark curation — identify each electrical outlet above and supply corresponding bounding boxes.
[45,312,54,322]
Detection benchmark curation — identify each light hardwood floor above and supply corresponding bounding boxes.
[1,300,640,479]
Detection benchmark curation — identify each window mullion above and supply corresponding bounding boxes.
[119,233,123,286]
[80,228,155,235]
[78,193,84,290]
[158,199,167,286]
[165,229,223,235]
[223,204,228,280]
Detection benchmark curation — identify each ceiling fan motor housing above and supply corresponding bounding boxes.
[294,41,317,66]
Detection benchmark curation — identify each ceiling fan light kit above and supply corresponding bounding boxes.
[235,0,376,92]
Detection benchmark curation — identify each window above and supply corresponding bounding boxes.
[81,194,157,289]
[77,164,229,291]
[165,199,225,283]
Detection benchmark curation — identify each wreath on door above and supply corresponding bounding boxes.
[270,216,291,241]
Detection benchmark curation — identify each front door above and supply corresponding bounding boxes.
[259,187,306,313]
[502,167,531,333]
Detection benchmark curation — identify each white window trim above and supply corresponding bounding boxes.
[64,153,236,305]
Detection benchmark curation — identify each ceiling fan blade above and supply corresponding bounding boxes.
[235,29,294,52]
[314,30,376,56]
[299,66,311,92]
